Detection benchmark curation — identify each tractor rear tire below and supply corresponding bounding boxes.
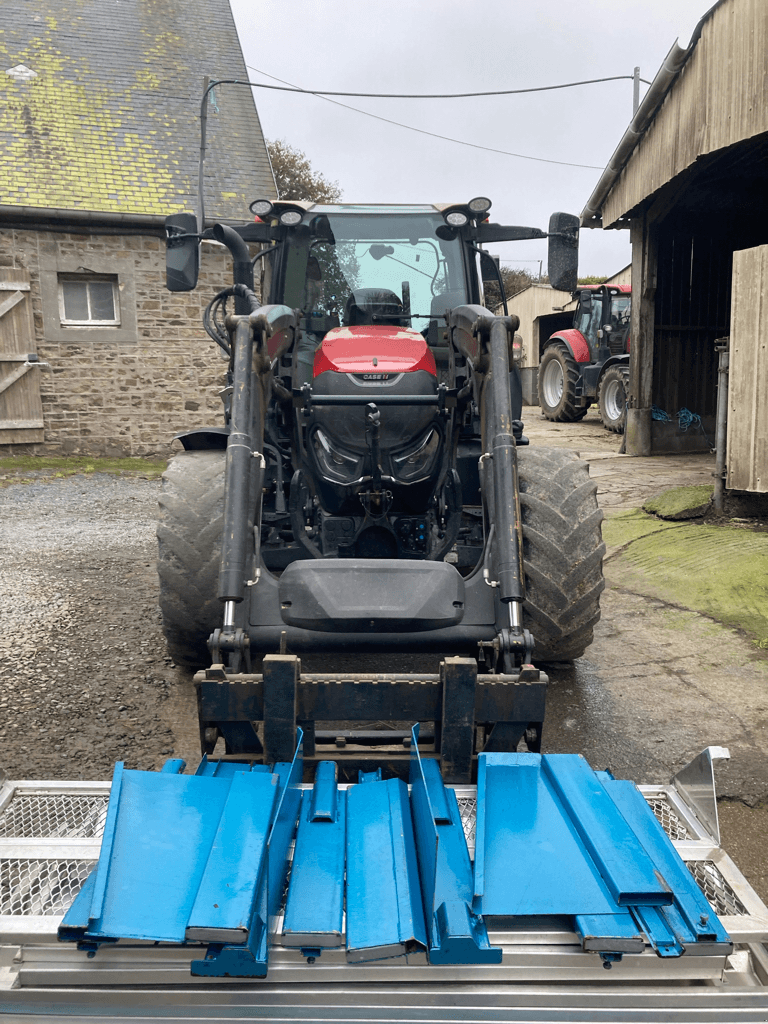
[538,343,588,422]
[517,446,605,662]
[597,365,630,433]
[157,450,226,669]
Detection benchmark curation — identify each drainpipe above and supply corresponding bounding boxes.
[713,337,729,515]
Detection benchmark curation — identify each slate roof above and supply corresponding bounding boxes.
[0,0,276,221]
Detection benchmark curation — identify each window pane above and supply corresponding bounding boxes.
[89,281,116,321]
[62,281,89,321]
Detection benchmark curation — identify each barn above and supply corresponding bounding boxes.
[581,0,768,496]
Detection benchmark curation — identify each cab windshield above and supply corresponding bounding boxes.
[281,212,469,329]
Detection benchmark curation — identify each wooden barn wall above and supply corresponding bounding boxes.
[652,229,731,425]
[603,0,768,227]
[727,244,768,492]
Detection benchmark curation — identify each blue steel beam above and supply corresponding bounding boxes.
[410,728,501,964]
[283,762,346,949]
[345,775,426,962]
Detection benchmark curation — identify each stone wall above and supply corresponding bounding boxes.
[0,226,248,457]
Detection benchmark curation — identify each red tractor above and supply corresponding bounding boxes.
[538,283,631,432]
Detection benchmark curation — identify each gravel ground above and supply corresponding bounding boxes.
[0,473,176,780]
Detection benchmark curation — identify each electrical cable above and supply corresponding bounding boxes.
[239,69,613,170]
[243,68,651,99]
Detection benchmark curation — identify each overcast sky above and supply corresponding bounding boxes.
[229,0,714,277]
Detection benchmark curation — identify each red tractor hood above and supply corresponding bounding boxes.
[313,325,437,377]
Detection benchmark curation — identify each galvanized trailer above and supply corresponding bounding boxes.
[1,744,767,1023]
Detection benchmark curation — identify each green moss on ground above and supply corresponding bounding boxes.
[604,510,768,646]
[0,455,166,484]
[643,485,714,520]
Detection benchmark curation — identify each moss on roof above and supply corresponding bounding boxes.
[0,1,276,220]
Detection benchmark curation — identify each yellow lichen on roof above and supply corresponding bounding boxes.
[0,32,186,215]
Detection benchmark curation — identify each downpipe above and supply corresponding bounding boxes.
[713,337,730,516]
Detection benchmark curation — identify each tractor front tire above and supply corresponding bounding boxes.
[538,343,588,422]
[157,450,226,669]
[597,365,630,433]
[518,446,605,662]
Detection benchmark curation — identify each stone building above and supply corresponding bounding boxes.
[0,0,276,456]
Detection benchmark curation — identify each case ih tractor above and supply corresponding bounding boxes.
[157,198,603,769]
[538,283,631,431]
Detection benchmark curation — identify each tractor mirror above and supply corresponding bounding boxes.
[165,213,200,291]
[479,251,500,283]
[547,212,579,293]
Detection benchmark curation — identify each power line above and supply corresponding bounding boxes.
[242,67,606,170]
[241,71,652,99]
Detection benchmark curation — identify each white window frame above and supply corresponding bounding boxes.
[57,275,121,327]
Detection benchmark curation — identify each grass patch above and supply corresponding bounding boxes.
[0,455,166,481]
[643,484,713,520]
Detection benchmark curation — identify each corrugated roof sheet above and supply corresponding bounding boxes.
[0,0,276,220]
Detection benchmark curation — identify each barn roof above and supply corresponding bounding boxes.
[580,0,768,229]
[0,0,276,223]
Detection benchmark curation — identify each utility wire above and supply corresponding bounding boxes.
[244,66,612,170]
[242,71,652,99]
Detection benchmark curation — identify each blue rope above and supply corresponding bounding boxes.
[651,405,670,422]
[678,408,713,447]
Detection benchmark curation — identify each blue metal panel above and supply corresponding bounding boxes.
[410,730,500,964]
[474,753,619,917]
[86,769,235,942]
[542,755,672,907]
[192,733,304,978]
[283,763,345,948]
[346,776,427,962]
[161,758,187,774]
[185,771,279,942]
[601,777,732,952]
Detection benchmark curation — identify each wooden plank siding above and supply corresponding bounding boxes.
[0,270,44,445]
[727,245,768,492]
[603,0,768,228]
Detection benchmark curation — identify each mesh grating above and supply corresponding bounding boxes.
[647,796,691,841]
[688,860,748,917]
[457,796,476,847]
[0,859,95,915]
[0,794,109,839]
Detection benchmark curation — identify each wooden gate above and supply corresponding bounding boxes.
[0,270,44,444]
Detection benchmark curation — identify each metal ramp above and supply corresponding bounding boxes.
[55,731,734,978]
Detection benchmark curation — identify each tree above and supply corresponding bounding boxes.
[483,266,535,309]
[267,139,342,203]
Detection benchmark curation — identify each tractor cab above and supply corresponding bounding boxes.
[573,284,631,361]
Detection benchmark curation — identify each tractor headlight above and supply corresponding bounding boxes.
[444,210,468,228]
[280,209,303,226]
[392,429,440,482]
[468,196,492,215]
[312,429,364,484]
[250,199,274,218]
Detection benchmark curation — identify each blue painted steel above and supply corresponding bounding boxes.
[410,728,500,964]
[631,904,684,957]
[185,771,279,942]
[161,758,187,774]
[283,763,345,948]
[195,756,270,778]
[474,753,619,917]
[542,755,671,907]
[358,768,382,783]
[601,777,732,952]
[192,732,304,977]
[310,760,338,821]
[345,776,427,962]
[574,912,645,954]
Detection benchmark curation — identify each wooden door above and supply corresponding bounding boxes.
[0,270,44,444]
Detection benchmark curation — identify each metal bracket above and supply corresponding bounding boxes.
[672,745,730,845]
